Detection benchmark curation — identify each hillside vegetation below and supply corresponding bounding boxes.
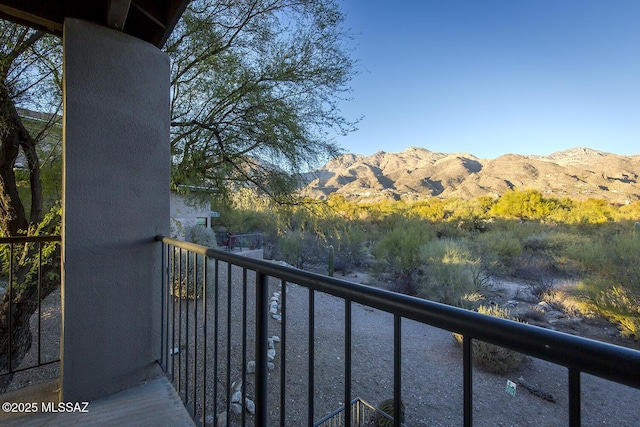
[217,189,640,342]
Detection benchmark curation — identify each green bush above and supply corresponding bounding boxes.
[279,230,323,269]
[188,225,218,248]
[472,230,522,277]
[372,219,435,293]
[566,233,640,339]
[326,226,368,273]
[454,305,528,374]
[416,239,484,308]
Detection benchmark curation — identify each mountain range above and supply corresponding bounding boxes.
[301,147,640,204]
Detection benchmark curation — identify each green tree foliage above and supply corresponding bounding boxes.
[167,0,357,202]
[416,239,484,308]
[563,198,614,224]
[491,189,565,221]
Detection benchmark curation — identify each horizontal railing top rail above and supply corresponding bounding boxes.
[156,235,640,391]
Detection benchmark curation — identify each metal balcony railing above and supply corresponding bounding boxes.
[216,232,263,252]
[0,235,61,381]
[156,235,640,427]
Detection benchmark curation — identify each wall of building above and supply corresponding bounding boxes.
[170,192,211,240]
[61,18,169,402]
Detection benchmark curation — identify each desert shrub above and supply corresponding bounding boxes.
[560,233,640,339]
[372,219,435,293]
[169,249,206,299]
[416,239,485,308]
[472,230,522,277]
[512,253,555,297]
[279,230,323,269]
[188,225,217,247]
[326,226,368,273]
[453,305,528,374]
[575,277,640,340]
[539,285,587,317]
[522,233,552,252]
[517,307,546,324]
[594,285,640,339]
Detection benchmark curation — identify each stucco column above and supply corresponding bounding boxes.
[61,18,169,402]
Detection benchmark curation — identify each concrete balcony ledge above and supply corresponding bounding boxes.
[0,374,194,426]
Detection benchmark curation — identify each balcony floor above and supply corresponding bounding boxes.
[0,375,195,426]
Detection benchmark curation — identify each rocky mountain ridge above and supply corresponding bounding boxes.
[301,147,640,204]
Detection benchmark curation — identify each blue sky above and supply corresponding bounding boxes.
[336,0,640,159]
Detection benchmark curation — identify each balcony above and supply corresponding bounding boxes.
[1,234,639,425]
[156,236,640,426]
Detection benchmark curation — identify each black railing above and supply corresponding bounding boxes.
[156,235,640,427]
[216,232,263,251]
[0,235,61,380]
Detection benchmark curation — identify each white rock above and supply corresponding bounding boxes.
[231,390,242,404]
[267,362,275,371]
[269,301,279,314]
[268,338,275,349]
[271,314,282,323]
[245,398,256,415]
[271,335,281,343]
[247,360,255,374]
[230,403,242,415]
[231,379,242,393]
[538,301,551,311]
[267,348,276,361]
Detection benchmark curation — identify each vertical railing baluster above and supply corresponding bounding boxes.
[393,314,401,427]
[201,251,208,426]
[255,271,269,427]
[226,262,232,420]
[569,368,581,427]
[185,251,190,407]
[8,242,14,373]
[37,241,43,365]
[171,246,177,383]
[166,242,170,372]
[160,242,167,370]
[280,278,287,427]
[213,259,219,425]
[193,252,199,417]
[177,248,183,394]
[308,289,315,427]
[241,268,248,427]
[345,299,352,427]
[463,335,472,427]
